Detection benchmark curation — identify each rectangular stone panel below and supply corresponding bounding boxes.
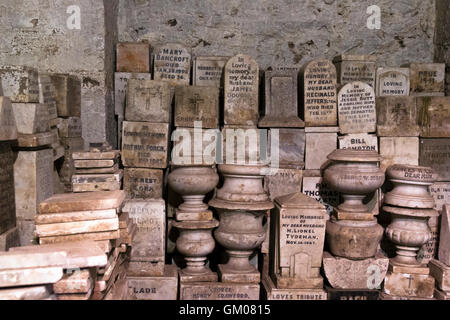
[376,67,410,96]
[114,72,152,120]
[180,282,260,300]
[302,173,339,216]
[35,218,119,238]
[419,138,450,181]
[193,56,229,87]
[172,127,219,166]
[0,143,16,234]
[153,43,191,86]
[417,97,450,137]
[50,74,81,117]
[429,182,450,211]
[305,132,337,170]
[0,66,39,103]
[380,137,419,172]
[338,133,378,151]
[38,73,58,120]
[116,42,150,73]
[264,169,303,202]
[333,54,376,88]
[57,117,82,138]
[269,129,305,169]
[408,63,445,96]
[127,265,178,300]
[262,274,327,300]
[11,103,49,134]
[123,168,163,200]
[376,96,420,136]
[0,97,17,141]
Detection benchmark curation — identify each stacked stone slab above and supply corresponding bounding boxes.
[35,191,132,300]
[71,144,122,193]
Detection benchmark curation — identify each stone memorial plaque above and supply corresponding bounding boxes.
[14,149,53,220]
[11,103,49,134]
[269,129,305,169]
[125,79,171,123]
[116,42,150,73]
[264,169,303,201]
[73,159,116,168]
[326,287,380,300]
[333,54,376,88]
[180,282,260,300]
[72,150,119,160]
[50,74,81,117]
[259,67,304,127]
[123,168,163,200]
[174,85,219,128]
[39,230,120,245]
[0,66,39,103]
[270,193,327,289]
[303,59,337,126]
[376,67,410,96]
[35,208,117,225]
[376,96,420,136]
[122,200,165,274]
[224,54,259,126]
[419,138,450,181]
[380,137,419,172]
[0,97,17,141]
[429,259,450,292]
[417,97,450,137]
[193,56,229,87]
[127,265,178,300]
[172,127,219,166]
[153,43,191,86]
[338,133,378,151]
[383,272,435,298]
[122,121,169,169]
[114,72,152,119]
[262,274,327,300]
[221,126,264,165]
[438,205,450,265]
[0,144,16,234]
[38,73,58,120]
[338,82,376,134]
[302,174,339,216]
[408,63,445,96]
[429,182,450,211]
[305,132,337,170]
[72,171,123,193]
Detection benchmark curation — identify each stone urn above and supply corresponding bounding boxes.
[173,219,219,276]
[323,149,385,213]
[384,164,437,209]
[383,205,438,267]
[167,165,219,218]
[209,164,273,281]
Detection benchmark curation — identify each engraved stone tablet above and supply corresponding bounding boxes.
[303,59,337,126]
[174,85,219,128]
[264,169,303,202]
[116,42,150,73]
[0,97,17,141]
[123,168,163,199]
[125,79,171,123]
[0,144,16,234]
[14,149,54,220]
[180,282,260,300]
[408,63,445,96]
[338,133,378,151]
[122,121,169,169]
[114,72,152,119]
[376,96,420,136]
[380,137,419,172]
[57,117,82,138]
[269,129,305,169]
[419,138,450,181]
[259,67,304,127]
[376,68,410,96]
[326,287,380,300]
[224,54,259,126]
[305,132,337,170]
[263,274,327,300]
[193,56,229,87]
[333,54,376,88]
[0,66,39,103]
[429,182,450,211]
[338,82,376,134]
[417,97,450,137]
[127,264,178,300]
[302,173,339,216]
[50,74,81,117]
[11,103,49,134]
[153,43,191,86]
[38,73,58,120]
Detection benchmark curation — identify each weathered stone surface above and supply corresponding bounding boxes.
[264,169,303,202]
[303,59,337,126]
[0,97,17,141]
[333,54,376,88]
[116,42,150,73]
[429,259,450,292]
[259,67,304,127]
[16,218,37,246]
[323,251,389,289]
[408,63,445,96]
[38,73,58,120]
[417,97,450,137]
[38,190,125,214]
[383,271,435,298]
[429,182,450,211]
[302,172,339,216]
[39,230,120,245]
[74,159,116,168]
[180,282,260,300]
[305,131,337,170]
[0,267,63,288]
[418,215,439,265]
[224,54,259,126]
[419,138,450,181]
[434,288,450,300]
[0,66,39,103]
[0,227,19,251]
[338,133,378,151]
[262,274,326,300]
[17,131,57,148]
[269,129,305,169]
[376,97,420,136]
[35,208,117,225]
[57,117,82,138]
[14,149,53,220]
[72,150,119,160]
[35,218,119,238]
[53,269,93,294]
[376,67,410,96]
[0,144,15,234]
[153,43,191,86]
[72,173,122,193]
[337,82,376,134]
[127,264,178,300]
[0,284,52,300]
[11,103,49,134]
[380,137,419,172]
[122,200,165,275]
[325,287,380,300]
[193,56,229,87]
[123,168,163,200]
[438,205,450,265]
[125,79,171,123]
[0,251,66,270]
[122,121,169,169]
[50,74,81,117]
[174,85,219,128]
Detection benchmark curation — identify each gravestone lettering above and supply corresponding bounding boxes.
[376,68,410,96]
[376,96,420,136]
[408,63,445,96]
[419,138,450,181]
[193,56,229,87]
[333,55,376,88]
[153,43,191,86]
